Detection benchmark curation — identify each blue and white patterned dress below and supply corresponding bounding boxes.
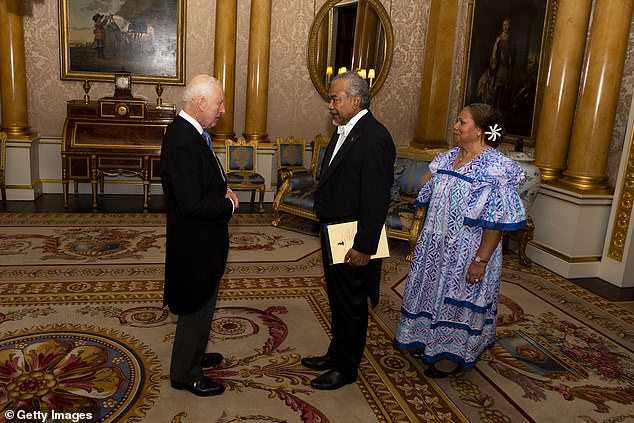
[393,147,526,368]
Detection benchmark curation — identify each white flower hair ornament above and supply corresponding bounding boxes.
[484,124,502,142]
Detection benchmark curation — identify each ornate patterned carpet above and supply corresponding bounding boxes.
[0,213,632,423]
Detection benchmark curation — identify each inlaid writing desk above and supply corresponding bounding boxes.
[61,98,175,210]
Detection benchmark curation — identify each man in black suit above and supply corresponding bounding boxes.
[160,74,239,397]
[302,71,396,390]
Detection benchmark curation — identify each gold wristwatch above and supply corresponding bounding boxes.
[474,255,488,264]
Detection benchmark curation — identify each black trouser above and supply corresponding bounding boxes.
[170,284,220,383]
[320,232,380,376]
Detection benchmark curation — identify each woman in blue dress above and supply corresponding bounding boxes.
[393,103,527,378]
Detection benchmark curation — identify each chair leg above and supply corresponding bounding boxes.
[271,211,284,226]
[518,216,535,267]
[259,186,265,212]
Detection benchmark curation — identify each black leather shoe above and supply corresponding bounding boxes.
[424,363,463,379]
[301,354,336,370]
[170,376,225,396]
[309,369,357,390]
[201,352,223,368]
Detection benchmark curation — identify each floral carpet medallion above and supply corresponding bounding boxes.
[0,227,164,264]
[0,324,160,423]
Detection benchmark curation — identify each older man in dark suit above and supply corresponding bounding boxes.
[302,71,396,390]
[160,74,239,397]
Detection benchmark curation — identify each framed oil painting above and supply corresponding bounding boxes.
[59,0,185,85]
[462,0,556,142]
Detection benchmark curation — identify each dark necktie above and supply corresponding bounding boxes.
[203,131,226,181]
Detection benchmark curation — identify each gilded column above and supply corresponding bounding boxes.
[411,0,458,150]
[534,0,591,182]
[244,0,272,143]
[560,0,634,191]
[211,0,237,142]
[0,0,34,137]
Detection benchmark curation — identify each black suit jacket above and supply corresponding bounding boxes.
[314,111,396,302]
[160,115,233,315]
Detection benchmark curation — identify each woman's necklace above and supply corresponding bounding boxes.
[455,148,482,168]
[456,149,472,164]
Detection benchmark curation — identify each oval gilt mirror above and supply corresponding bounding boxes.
[307,0,394,101]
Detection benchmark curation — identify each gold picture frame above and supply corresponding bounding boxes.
[461,0,556,144]
[58,0,185,85]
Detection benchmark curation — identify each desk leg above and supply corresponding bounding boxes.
[63,180,69,207]
[143,182,149,209]
[91,156,98,210]
[91,181,98,210]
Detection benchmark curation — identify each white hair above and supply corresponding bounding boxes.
[181,74,221,106]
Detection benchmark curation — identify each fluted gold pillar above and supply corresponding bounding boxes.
[0,0,34,137]
[560,0,634,191]
[411,0,458,150]
[211,0,237,142]
[244,0,272,143]
[534,0,592,182]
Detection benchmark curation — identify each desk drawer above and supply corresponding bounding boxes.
[98,156,144,169]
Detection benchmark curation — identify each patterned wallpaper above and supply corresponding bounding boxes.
[14,0,634,184]
[20,0,427,148]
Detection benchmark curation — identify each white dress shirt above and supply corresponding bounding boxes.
[329,109,368,165]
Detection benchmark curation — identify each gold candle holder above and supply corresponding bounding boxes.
[155,83,163,106]
[83,80,92,103]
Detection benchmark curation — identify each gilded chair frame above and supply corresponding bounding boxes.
[272,134,331,226]
[225,137,266,212]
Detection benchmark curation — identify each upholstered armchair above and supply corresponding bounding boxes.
[386,148,441,260]
[225,137,266,212]
[272,134,330,225]
[276,136,308,174]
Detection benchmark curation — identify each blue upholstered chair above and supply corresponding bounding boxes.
[275,137,308,195]
[276,136,307,173]
[385,149,439,259]
[272,134,330,225]
[225,137,266,212]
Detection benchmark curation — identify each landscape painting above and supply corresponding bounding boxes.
[59,0,185,84]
